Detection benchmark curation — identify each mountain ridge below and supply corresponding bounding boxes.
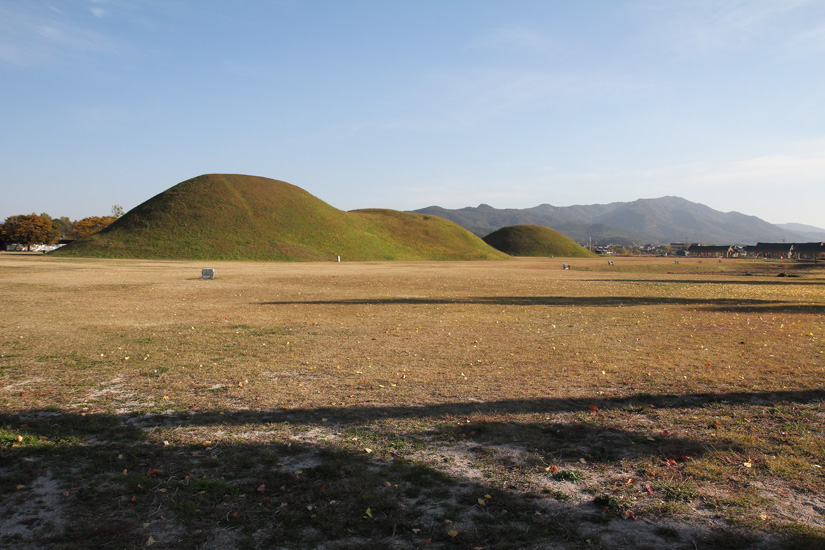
[413,197,820,246]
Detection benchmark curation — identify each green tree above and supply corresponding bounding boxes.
[56,216,73,239]
[2,213,59,249]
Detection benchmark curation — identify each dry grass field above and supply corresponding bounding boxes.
[1,253,824,549]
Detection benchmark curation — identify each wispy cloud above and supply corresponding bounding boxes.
[0,2,121,66]
[641,0,817,57]
[638,138,825,191]
[372,63,643,135]
[790,21,825,52]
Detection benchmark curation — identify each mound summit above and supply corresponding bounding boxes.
[483,225,596,258]
[53,174,508,261]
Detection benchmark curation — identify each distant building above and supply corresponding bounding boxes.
[742,243,794,259]
[688,245,737,258]
[793,242,825,261]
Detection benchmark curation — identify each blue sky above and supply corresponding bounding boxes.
[2,0,824,228]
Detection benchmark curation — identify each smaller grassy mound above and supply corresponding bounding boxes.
[483,224,596,258]
[349,209,508,260]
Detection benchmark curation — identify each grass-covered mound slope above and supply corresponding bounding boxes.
[53,174,509,261]
[483,224,597,258]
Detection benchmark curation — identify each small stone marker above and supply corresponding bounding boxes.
[201,268,215,279]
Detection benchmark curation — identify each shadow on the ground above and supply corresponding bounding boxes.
[1,389,824,549]
[584,278,825,287]
[258,295,825,315]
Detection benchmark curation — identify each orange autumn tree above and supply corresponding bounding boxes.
[1,213,59,249]
[72,216,118,239]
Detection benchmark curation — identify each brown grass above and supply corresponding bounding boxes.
[1,253,823,549]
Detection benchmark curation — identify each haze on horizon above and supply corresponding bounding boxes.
[1,1,824,228]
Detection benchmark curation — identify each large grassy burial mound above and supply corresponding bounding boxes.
[53,174,508,261]
[483,224,597,257]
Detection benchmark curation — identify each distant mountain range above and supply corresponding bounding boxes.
[775,223,825,242]
[413,197,825,246]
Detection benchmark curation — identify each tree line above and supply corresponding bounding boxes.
[1,206,124,249]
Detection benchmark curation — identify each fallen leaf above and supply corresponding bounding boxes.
[588,405,599,411]
[257,484,266,493]
[146,469,160,477]
[364,507,372,518]
[448,530,459,537]
[146,535,156,547]
[743,461,753,468]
